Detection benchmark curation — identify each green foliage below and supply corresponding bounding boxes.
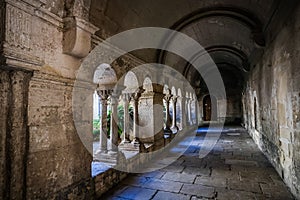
[93,119,100,130]
[92,129,100,140]
[92,104,134,141]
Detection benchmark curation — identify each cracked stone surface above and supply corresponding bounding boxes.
[101,126,294,200]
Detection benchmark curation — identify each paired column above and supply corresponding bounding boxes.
[131,88,144,145]
[121,93,131,144]
[109,92,119,153]
[96,89,111,153]
[171,96,179,133]
[180,96,187,129]
[194,98,199,125]
[187,97,192,125]
[164,91,173,135]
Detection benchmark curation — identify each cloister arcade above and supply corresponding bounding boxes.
[92,63,200,166]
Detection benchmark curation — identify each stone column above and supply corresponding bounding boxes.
[192,98,196,125]
[131,89,143,145]
[180,96,187,129]
[96,90,111,153]
[164,92,173,135]
[187,97,192,125]
[121,93,131,144]
[195,98,199,125]
[171,96,179,133]
[109,92,119,154]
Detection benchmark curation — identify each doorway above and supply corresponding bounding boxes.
[203,95,217,121]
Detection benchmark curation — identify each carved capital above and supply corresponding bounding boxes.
[131,87,145,102]
[97,89,112,101]
[164,93,173,102]
[171,96,178,104]
[122,93,132,102]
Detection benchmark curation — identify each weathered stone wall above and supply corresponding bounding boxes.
[94,168,127,197]
[0,0,96,199]
[0,69,32,199]
[0,1,152,199]
[26,72,93,199]
[243,4,300,199]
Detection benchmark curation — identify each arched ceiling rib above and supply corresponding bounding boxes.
[157,6,265,64]
[89,0,282,96]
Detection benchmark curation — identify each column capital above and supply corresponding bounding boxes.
[171,96,178,103]
[110,92,119,105]
[164,93,173,102]
[132,87,145,101]
[97,89,112,100]
[122,93,132,102]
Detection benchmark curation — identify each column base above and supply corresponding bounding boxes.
[93,151,124,166]
[164,128,173,136]
[119,142,140,151]
[120,139,131,144]
[95,149,108,155]
[171,126,179,134]
[93,151,116,166]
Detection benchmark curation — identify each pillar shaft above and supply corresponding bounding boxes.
[195,98,199,125]
[164,93,172,134]
[121,93,131,143]
[171,96,179,132]
[187,98,191,125]
[180,97,187,129]
[131,89,143,144]
[97,90,111,153]
[110,94,119,153]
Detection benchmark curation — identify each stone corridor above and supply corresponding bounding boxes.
[1,0,300,199]
[101,126,294,200]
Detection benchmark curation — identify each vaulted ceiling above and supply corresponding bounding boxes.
[89,0,297,96]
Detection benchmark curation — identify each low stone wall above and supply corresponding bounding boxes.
[94,167,128,197]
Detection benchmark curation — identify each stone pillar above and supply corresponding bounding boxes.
[109,92,119,154]
[180,96,187,129]
[195,98,199,125]
[191,97,195,125]
[171,96,179,133]
[164,92,173,135]
[96,90,111,153]
[121,93,131,144]
[131,89,143,145]
[187,97,192,125]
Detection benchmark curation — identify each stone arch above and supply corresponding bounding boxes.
[177,88,182,97]
[143,76,153,93]
[93,63,117,86]
[163,84,170,94]
[171,86,177,96]
[124,71,139,93]
[157,7,265,65]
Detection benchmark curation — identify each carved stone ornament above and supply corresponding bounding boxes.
[62,17,98,58]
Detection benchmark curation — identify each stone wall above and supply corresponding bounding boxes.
[198,93,242,124]
[0,69,32,199]
[0,1,155,198]
[243,4,300,199]
[0,0,98,199]
[26,72,93,199]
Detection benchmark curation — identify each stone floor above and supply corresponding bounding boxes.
[101,126,295,200]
